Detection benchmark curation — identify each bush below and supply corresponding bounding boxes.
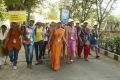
[99,36,120,55]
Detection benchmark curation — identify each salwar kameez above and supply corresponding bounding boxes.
[90,28,100,58]
[67,26,77,56]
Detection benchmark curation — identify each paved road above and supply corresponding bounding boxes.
[0,50,120,80]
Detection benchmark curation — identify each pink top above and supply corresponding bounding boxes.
[68,26,77,41]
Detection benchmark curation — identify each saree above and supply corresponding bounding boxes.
[63,26,69,58]
[50,28,65,70]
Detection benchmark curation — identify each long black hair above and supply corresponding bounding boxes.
[1,25,7,29]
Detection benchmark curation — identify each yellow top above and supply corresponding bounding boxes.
[35,27,43,42]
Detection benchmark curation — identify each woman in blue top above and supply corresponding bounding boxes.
[90,24,100,58]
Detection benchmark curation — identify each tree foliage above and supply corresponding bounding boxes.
[95,0,117,30]
[4,0,24,10]
[105,14,120,31]
[0,0,7,21]
[71,0,95,22]
[4,0,43,10]
[4,0,44,23]
[58,0,95,22]
[106,15,119,24]
[0,0,118,27]
[59,0,117,31]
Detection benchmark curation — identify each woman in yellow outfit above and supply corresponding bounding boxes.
[34,22,44,65]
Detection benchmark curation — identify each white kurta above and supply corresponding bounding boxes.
[0,31,8,40]
[0,30,8,65]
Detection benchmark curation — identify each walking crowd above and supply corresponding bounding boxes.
[0,20,100,71]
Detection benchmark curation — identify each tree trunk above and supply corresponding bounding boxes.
[98,20,102,31]
[27,10,30,26]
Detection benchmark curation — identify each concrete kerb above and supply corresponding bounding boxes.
[100,48,120,62]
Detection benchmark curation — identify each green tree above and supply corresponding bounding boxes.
[71,0,95,22]
[4,0,44,23]
[106,15,120,31]
[0,0,7,21]
[23,0,43,23]
[59,0,95,22]
[95,0,117,31]
[4,0,24,10]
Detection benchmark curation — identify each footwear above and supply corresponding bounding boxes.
[43,56,45,59]
[96,56,100,59]
[77,56,81,59]
[39,60,43,64]
[0,65,2,69]
[66,60,73,64]
[66,61,71,64]
[27,64,32,69]
[52,68,60,71]
[4,61,8,65]
[70,60,74,63]
[9,62,13,67]
[4,62,8,65]
[85,59,89,61]
[53,69,59,71]
[27,64,30,68]
[29,64,32,69]
[13,66,17,70]
[35,62,40,65]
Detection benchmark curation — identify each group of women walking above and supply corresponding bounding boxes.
[0,20,100,71]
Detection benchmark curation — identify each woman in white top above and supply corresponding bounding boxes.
[42,23,49,58]
[0,25,8,69]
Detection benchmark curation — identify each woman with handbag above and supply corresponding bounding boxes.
[21,20,35,69]
[78,21,91,61]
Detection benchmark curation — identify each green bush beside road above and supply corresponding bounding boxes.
[100,36,120,55]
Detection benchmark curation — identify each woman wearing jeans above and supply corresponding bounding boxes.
[5,22,21,70]
[34,22,44,65]
[42,23,49,58]
[21,20,35,69]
